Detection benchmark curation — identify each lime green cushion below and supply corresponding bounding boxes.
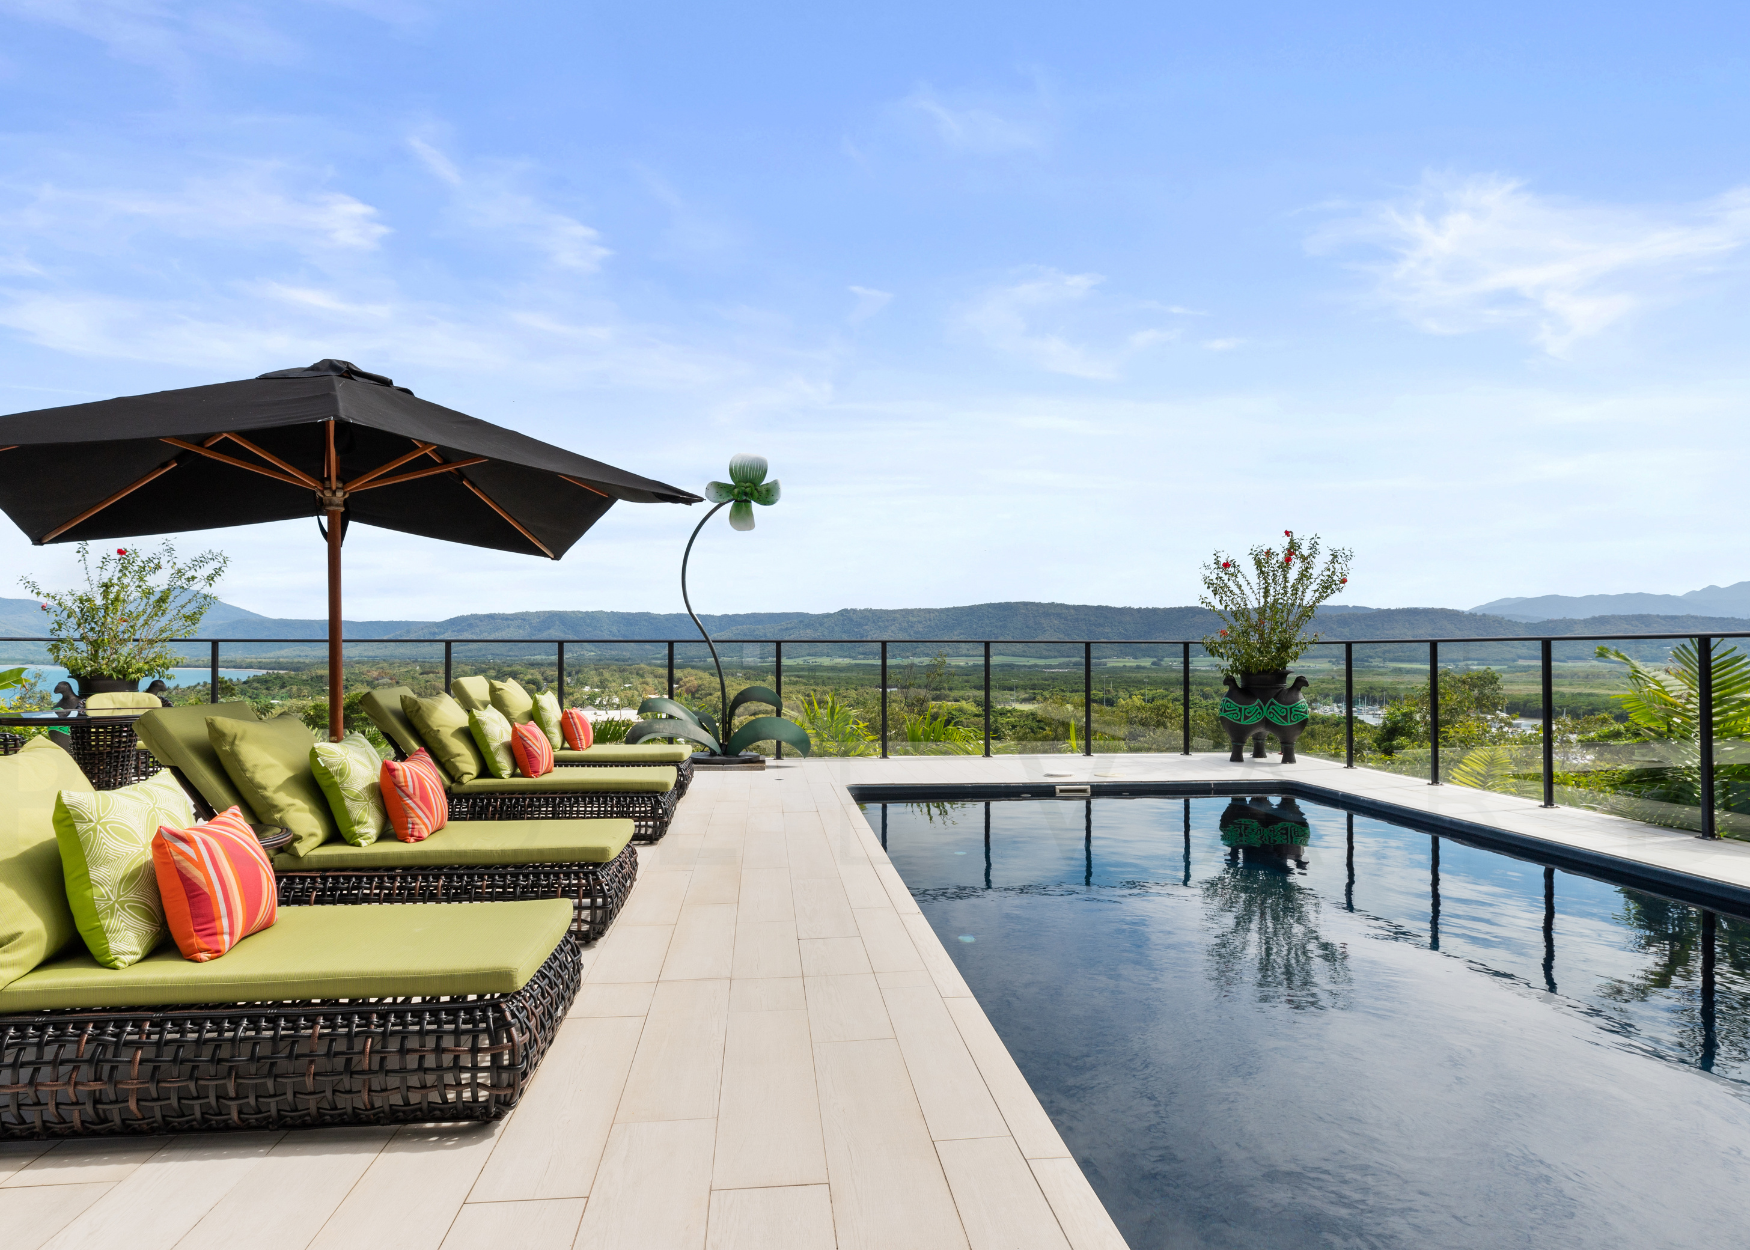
[532,690,563,749]
[555,743,693,765]
[0,900,574,1012]
[310,733,386,846]
[134,701,262,819]
[490,678,537,725]
[358,686,424,759]
[207,716,338,857]
[53,769,194,969]
[85,692,164,714]
[402,693,484,784]
[0,739,89,991]
[468,706,516,780]
[274,818,634,870]
[449,766,675,795]
[451,675,491,711]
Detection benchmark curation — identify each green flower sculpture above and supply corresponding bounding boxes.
[628,453,810,762]
[705,453,781,531]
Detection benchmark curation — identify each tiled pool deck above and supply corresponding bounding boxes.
[7,752,1747,1250]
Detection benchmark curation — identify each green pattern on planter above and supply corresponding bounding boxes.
[1219,696,1264,725]
[1220,817,1311,848]
[1263,699,1310,727]
[468,705,517,779]
[53,769,194,968]
[310,732,387,846]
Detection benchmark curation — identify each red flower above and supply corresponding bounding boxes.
[1284,554,1293,563]
[1340,577,1348,584]
[1284,530,1292,537]
[116,548,127,555]
[1221,561,1231,569]
[1220,629,1229,637]
[39,603,46,610]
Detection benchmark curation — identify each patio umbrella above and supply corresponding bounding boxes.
[0,359,701,739]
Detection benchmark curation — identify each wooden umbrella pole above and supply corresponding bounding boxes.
[324,420,345,742]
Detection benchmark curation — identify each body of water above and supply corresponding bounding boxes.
[878,794,1750,1250]
[6,665,270,691]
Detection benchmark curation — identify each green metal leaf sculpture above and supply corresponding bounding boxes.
[661,459,811,759]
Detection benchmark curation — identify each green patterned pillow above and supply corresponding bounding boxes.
[310,733,387,846]
[53,769,194,968]
[531,690,564,750]
[468,705,516,779]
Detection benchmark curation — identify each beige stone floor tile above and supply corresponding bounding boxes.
[470,1015,644,1202]
[881,982,1008,1142]
[900,912,973,997]
[0,1141,54,1181]
[732,919,803,979]
[1028,1158,1130,1250]
[1,1138,171,1187]
[571,1119,715,1250]
[176,1127,395,1250]
[814,1038,969,1250]
[714,1008,828,1189]
[741,831,789,869]
[662,904,738,980]
[616,870,692,926]
[799,936,872,977]
[43,1132,281,1250]
[875,968,936,990]
[443,1198,586,1250]
[937,1137,1072,1250]
[785,833,839,880]
[569,980,657,1018]
[585,923,673,983]
[738,865,796,922]
[854,906,926,973]
[0,1183,111,1250]
[644,838,702,870]
[687,864,743,906]
[805,972,894,1043]
[873,863,923,914]
[730,975,806,1012]
[706,1185,836,1250]
[307,1121,505,1250]
[616,978,730,1122]
[836,861,887,909]
[944,998,1070,1160]
[793,881,857,942]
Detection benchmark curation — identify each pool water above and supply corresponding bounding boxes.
[876,795,1750,1250]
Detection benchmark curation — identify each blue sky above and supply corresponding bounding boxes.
[1,1,1746,621]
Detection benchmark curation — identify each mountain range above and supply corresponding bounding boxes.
[1472,581,1750,622]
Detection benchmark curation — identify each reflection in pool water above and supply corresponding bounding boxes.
[876,795,1750,1250]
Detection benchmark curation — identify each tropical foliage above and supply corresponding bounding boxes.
[1200,531,1352,676]
[794,693,877,756]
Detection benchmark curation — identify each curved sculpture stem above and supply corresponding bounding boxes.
[680,500,731,749]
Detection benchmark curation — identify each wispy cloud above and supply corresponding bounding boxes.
[847,285,892,323]
[0,1,298,76]
[411,138,611,273]
[957,268,1183,379]
[1313,173,1750,353]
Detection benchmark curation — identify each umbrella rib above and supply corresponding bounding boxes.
[345,441,439,491]
[560,474,611,498]
[458,476,557,558]
[211,432,323,490]
[41,458,182,542]
[160,438,307,488]
[349,456,490,493]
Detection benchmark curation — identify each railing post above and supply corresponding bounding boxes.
[1700,635,1716,839]
[774,641,783,759]
[1181,641,1191,755]
[1083,642,1092,757]
[667,641,675,699]
[1540,639,1555,808]
[209,640,219,704]
[557,642,566,708]
[443,641,452,694]
[983,641,992,758]
[1344,641,1354,768]
[1428,640,1440,785]
[880,642,889,759]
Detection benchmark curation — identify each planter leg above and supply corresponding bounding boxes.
[1251,733,1268,759]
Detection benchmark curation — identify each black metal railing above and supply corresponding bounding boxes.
[4,628,1744,838]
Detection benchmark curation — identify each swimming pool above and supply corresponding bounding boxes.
[874,793,1750,1250]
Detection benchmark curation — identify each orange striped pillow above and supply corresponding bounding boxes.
[152,807,278,962]
[560,708,594,750]
[381,748,449,842]
[510,720,554,777]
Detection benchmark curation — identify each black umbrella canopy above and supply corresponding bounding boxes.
[0,360,702,739]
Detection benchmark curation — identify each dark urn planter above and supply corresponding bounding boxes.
[1218,795,1312,867]
[70,675,141,698]
[1219,670,1311,763]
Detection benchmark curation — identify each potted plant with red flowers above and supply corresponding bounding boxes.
[20,542,229,696]
[1200,530,1352,763]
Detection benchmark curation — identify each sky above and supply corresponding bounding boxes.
[0,1,1747,622]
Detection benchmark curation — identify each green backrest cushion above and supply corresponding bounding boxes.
[359,686,423,758]
[134,701,263,818]
[53,769,194,969]
[309,732,387,846]
[0,738,89,990]
[402,692,485,783]
[531,690,563,749]
[468,705,517,779]
[489,679,537,725]
[451,675,492,711]
[207,715,339,857]
[85,692,164,714]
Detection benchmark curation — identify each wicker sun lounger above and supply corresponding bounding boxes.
[135,703,639,940]
[0,738,580,1138]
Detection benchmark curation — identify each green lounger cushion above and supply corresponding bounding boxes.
[134,701,264,819]
[0,899,574,1012]
[489,678,537,725]
[451,675,492,711]
[359,686,424,760]
[274,817,634,869]
[555,743,693,765]
[403,692,486,784]
[207,715,339,857]
[0,738,88,992]
[449,766,676,795]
